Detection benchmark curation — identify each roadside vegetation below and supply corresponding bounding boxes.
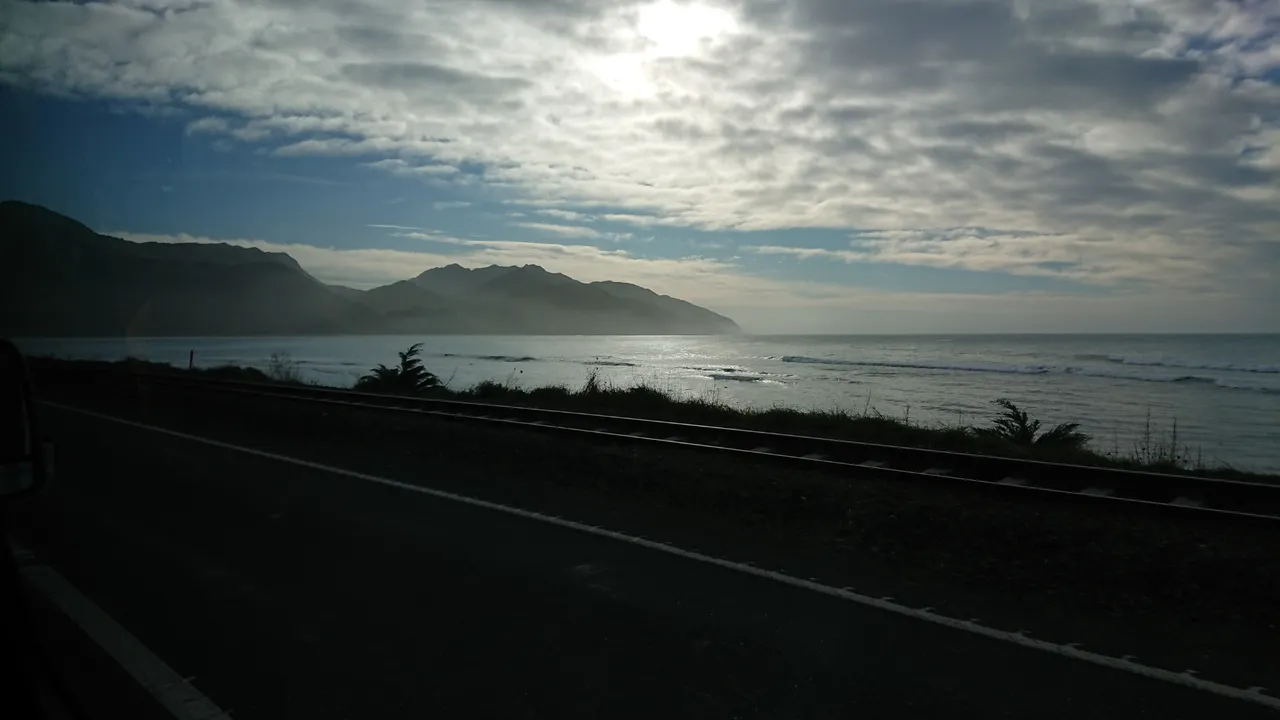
[442,372,1244,478]
[266,351,303,384]
[25,347,1270,483]
[339,346,1271,482]
[353,342,441,395]
[29,355,280,384]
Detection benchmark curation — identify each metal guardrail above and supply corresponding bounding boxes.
[51,368,1280,522]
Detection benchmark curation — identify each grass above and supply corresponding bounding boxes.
[403,366,1263,481]
[28,354,288,385]
[266,352,303,384]
[26,351,1276,483]
[425,368,1270,483]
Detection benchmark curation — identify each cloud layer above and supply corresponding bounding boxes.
[2,0,1278,314]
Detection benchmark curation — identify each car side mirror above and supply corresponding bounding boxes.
[0,339,52,499]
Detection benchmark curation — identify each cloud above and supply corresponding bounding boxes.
[185,116,229,135]
[367,223,428,231]
[339,61,531,101]
[750,224,1251,288]
[389,230,474,245]
[2,0,1277,300]
[749,245,859,262]
[536,208,593,221]
[597,213,686,228]
[359,158,460,178]
[433,201,471,210]
[513,221,604,238]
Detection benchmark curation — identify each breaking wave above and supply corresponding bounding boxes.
[780,356,1051,375]
[1075,354,1279,374]
[781,356,1280,394]
[438,353,538,363]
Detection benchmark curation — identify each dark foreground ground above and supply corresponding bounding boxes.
[5,373,1279,717]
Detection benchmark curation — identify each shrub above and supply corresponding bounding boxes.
[353,343,440,396]
[199,365,272,383]
[470,379,514,400]
[977,398,1091,450]
[528,385,572,403]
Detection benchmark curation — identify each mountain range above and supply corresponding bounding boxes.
[0,201,740,337]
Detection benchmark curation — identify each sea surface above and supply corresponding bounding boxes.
[18,334,1280,474]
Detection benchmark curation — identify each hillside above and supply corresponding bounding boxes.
[397,264,740,334]
[0,201,378,336]
[1,202,741,336]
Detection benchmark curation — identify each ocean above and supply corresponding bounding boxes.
[17,334,1280,474]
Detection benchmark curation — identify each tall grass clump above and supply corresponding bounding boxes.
[581,368,605,396]
[1126,411,1205,472]
[266,351,303,384]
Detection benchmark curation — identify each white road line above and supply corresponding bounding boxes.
[17,553,231,720]
[44,401,1280,712]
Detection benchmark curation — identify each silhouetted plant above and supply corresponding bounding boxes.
[267,351,303,384]
[581,368,605,395]
[978,398,1091,450]
[354,343,440,396]
[1129,411,1199,470]
[470,379,510,399]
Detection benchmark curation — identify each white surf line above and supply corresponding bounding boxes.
[44,401,1280,712]
[14,546,232,720]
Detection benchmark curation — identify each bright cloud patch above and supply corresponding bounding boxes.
[513,222,605,239]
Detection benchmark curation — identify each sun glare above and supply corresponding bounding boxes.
[636,0,739,57]
[587,1,739,96]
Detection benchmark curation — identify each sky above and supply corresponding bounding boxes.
[0,0,1277,334]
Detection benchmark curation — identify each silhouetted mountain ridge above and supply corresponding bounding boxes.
[1,202,740,336]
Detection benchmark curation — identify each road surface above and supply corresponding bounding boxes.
[8,403,1275,718]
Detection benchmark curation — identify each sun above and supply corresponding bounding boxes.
[587,1,740,96]
[635,0,739,58]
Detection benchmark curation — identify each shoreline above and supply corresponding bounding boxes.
[27,353,1279,484]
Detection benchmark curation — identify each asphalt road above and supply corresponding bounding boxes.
[9,404,1276,719]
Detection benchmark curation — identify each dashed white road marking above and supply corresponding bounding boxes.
[14,545,232,720]
[43,401,1280,712]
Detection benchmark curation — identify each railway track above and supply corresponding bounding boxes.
[54,369,1280,522]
